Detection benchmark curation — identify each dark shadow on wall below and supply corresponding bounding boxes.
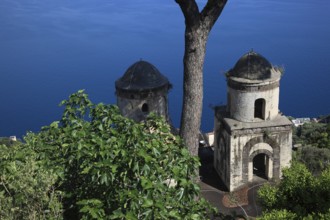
[199,146,228,192]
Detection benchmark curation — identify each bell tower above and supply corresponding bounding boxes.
[214,51,292,191]
[115,60,171,122]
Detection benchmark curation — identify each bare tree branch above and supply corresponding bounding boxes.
[176,0,227,30]
[201,0,228,30]
[175,0,200,26]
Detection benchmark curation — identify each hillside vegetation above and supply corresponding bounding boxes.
[258,116,330,219]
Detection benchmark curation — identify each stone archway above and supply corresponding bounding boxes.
[249,150,273,181]
[242,136,280,183]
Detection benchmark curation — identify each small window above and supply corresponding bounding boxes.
[141,103,149,113]
[254,98,265,119]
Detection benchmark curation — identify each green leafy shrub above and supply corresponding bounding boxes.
[0,137,20,147]
[257,209,297,220]
[0,143,62,219]
[294,122,330,149]
[26,90,215,219]
[258,162,330,219]
[295,146,330,175]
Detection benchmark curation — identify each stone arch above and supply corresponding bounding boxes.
[248,149,273,181]
[250,142,273,156]
[249,149,273,162]
[242,136,280,183]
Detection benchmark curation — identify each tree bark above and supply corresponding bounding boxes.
[175,0,227,156]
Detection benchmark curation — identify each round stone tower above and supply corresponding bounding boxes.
[213,51,292,191]
[115,60,171,122]
[226,51,282,122]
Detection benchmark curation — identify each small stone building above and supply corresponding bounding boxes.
[213,51,292,191]
[115,60,171,122]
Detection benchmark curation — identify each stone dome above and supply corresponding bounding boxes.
[115,61,170,92]
[227,51,272,80]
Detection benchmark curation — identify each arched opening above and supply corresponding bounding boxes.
[254,98,265,119]
[253,153,268,179]
[141,103,149,113]
[244,138,278,183]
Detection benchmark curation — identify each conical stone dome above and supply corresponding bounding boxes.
[227,51,272,80]
[115,61,169,92]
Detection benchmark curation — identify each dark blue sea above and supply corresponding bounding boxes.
[1,0,330,138]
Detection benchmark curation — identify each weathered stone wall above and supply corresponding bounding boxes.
[214,128,231,189]
[228,84,279,122]
[214,114,292,191]
[277,129,292,176]
[117,94,168,122]
[214,55,291,192]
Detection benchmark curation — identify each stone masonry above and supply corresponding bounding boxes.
[214,51,292,191]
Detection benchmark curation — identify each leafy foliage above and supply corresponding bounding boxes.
[0,143,62,219]
[258,162,330,219]
[0,137,20,147]
[24,90,215,219]
[294,146,330,175]
[293,122,330,149]
[292,119,330,175]
[258,209,330,220]
[257,209,297,220]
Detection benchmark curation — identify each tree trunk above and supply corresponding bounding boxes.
[176,0,227,157]
[180,27,208,157]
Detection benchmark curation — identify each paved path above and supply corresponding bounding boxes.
[199,167,266,218]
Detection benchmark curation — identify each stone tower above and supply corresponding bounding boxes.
[115,60,171,122]
[213,51,292,191]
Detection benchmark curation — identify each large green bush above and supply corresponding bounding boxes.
[294,146,330,175]
[0,143,62,219]
[22,90,215,219]
[258,162,330,219]
[294,122,330,149]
